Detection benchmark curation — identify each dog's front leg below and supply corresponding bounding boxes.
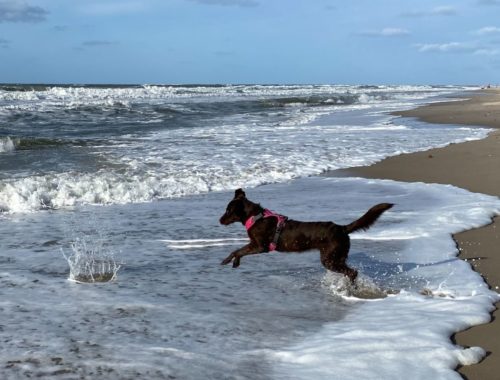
[221,243,264,268]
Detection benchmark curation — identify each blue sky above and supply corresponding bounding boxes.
[1,0,499,84]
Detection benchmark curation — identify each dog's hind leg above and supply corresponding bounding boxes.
[320,237,358,282]
[221,243,264,268]
[320,249,358,282]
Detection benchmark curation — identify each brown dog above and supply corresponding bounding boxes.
[219,189,393,281]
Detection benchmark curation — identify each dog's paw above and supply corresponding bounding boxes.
[349,269,359,283]
[232,258,240,268]
[221,255,233,265]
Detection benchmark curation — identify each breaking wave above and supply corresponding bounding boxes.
[0,164,321,213]
[0,136,71,153]
[1,84,470,114]
[0,84,484,214]
[0,122,490,213]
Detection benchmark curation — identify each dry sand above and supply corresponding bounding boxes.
[335,89,500,380]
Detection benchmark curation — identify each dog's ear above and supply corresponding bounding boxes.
[234,188,246,199]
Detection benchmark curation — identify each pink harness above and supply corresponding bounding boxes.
[245,209,288,251]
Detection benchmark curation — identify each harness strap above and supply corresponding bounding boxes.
[269,214,287,251]
[244,209,288,251]
[244,213,263,230]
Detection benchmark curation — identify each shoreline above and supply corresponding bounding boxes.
[334,89,500,380]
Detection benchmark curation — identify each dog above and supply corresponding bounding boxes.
[219,188,393,282]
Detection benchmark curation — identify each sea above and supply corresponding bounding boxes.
[1,84,499,379]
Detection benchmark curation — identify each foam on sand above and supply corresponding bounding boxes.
[0,176,499,379]
[258,177,500,380]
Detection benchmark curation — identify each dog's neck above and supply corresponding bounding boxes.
[241,198,264,225]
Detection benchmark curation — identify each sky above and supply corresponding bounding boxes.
[0,0,500,85]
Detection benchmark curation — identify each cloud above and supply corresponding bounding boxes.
[473,48,499,56]
[402,5,457,17]
[187,0,259,7]
[415,42,475,53]
[358,27,410,37]
[0,1,48,22]
[473,26,500,35]
[431,6,457,15]
[417,38,500,57]
[0,37,9,47]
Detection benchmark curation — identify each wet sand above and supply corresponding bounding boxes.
[335,89,500,379]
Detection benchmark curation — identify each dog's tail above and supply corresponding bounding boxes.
[343,203,393,234]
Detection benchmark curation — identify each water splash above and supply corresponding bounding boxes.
[322,271,392,299]
[61,237,121,283]
[0,136,16,153]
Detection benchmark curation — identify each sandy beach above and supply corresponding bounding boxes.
[336,89,500,379]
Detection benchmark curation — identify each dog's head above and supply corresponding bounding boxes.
[219,188,248,225]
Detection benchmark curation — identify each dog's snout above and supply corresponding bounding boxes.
[220,209,238,225]
[219,213,229,225]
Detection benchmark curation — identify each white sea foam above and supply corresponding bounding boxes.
[266,294,489,379]
[161,238,248,243]
[0,136,16,153]
[0,84,474,113]
[0,117,491,213]
[161,238,248,249]
[255,177,500,380]
[1,84,486,214]
[1,84,497,379]
[0,176,499,379]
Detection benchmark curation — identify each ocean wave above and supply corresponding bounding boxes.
[259,93,391,108]
[0,84,485,214]
[0,121,491,213]
[0,84,53,92]
[0,85,477,136]
[0,136,72,153]
[0,167,307,213]
[0,84,473,111]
